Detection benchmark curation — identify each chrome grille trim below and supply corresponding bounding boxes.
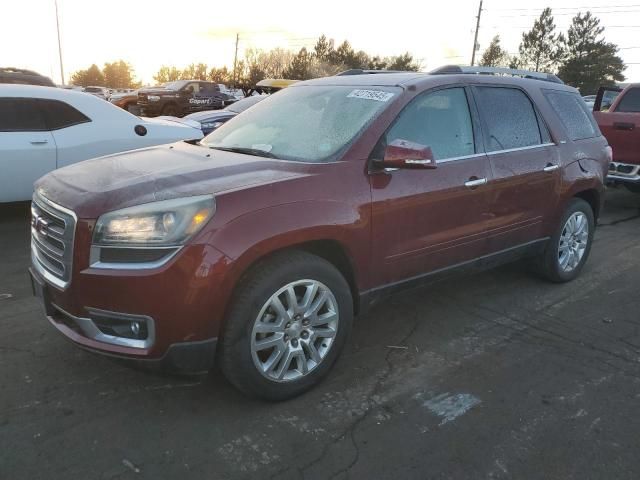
[31,193,77,290]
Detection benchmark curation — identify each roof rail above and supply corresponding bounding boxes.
[336,69,407,76]
[429,65,564,84]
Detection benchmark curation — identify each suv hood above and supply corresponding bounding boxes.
[35,142,311,218]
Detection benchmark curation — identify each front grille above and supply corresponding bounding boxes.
[617,164,635,174]
[31,194,76,289]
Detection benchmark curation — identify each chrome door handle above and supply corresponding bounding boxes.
[30,140,49,145]
[464,178,487,188]
[543,164,559,172]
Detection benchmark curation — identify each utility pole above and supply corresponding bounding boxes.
[470,0,483,66]
[54,0,65,85]
[232,33,239,89]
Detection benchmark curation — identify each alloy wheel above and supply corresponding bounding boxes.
[250,279,339,382]
[558,211,589,272]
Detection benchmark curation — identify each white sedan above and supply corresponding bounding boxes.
[0,85,204,202]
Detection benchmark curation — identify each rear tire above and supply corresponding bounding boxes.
[219,250,353,401]
[535,198,595,283]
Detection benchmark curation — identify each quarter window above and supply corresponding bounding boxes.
[38,99,91,130]
[474,87,542,152]
[0,98,46,131]
[544,90,598,141]
[383,87,475,160]
[616,88,640,113]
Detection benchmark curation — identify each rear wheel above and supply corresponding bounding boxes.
[535,198,594,282]
[219,251,353,401]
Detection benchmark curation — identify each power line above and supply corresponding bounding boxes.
[485,4,640,11]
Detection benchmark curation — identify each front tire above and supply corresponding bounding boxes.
[535,198,595,283]
[219,251,353,401]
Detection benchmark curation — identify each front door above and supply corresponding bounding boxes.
[594,86,640,166]
[471,85,560,252]
[370,86,493,287]
[0,98,56,202]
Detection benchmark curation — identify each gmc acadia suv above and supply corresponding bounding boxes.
[30,66,612,400]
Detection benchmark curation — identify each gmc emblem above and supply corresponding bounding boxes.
[32,215,50,237]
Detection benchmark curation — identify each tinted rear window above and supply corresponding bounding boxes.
[616,88,640,113]
[544,90,598,141]
[473,86,542,152]
[38,99,91,130]
[0,98,46,131]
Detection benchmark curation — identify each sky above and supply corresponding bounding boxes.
[2,0,640,86]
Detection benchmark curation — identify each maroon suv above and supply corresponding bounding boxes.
[30,66,611,400]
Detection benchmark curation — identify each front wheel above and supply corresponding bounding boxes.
[535,198,595,283]
[219,251,353,401]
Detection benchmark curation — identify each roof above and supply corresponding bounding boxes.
[0,84,137,120]
[297,70,577,93]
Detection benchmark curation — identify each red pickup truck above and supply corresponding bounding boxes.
[594,84,640,192]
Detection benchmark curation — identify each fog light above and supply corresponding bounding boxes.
[131,321,141,336]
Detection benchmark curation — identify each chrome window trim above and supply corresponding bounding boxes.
[89,245,182,270]
[486,142,555,156]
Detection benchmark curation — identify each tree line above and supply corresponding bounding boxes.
[479,9,625,94]
[70,34,420,90]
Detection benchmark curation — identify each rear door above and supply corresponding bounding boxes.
[471,85,559,252]
[0,98,56,202]
[594,87,640,166]
[370,86,493,286]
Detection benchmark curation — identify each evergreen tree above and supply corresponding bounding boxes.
[558,12,625,94]
[517,8,564,72]
[480,36,508,67]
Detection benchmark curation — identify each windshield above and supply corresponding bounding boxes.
[163,81,185,90]
[201,85,399,163]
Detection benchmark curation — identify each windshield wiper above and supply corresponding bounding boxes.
[208,146,279,159]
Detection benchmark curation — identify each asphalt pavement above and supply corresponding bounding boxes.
[1,187,640,480]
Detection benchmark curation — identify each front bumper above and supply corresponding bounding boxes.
[30,228,233,373]
[607,162,640,184]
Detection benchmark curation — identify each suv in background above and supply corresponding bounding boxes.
[138,80,232,117]
[30,66,611,400]
[593,84,640,192]
[0,67,55,87]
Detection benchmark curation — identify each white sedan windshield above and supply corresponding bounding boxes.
[201,85,399,162]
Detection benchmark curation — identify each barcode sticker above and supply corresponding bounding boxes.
[347,89,395,102]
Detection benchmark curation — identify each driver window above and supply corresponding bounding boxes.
[185,83,200,94]
[385,87,475,160]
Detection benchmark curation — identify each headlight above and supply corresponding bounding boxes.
[93,195,215,246]
[148,95,160,102]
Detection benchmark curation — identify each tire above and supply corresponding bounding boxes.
[535,198,595,283]
[161,103,179,116]
[625,183,640,194]
[219,250,353,401]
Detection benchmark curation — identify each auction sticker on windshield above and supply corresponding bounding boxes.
[347,89,394,102]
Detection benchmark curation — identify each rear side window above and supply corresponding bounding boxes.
[544,90,598,141]
[38,99,91,130]
[383,87,475,160]
[473,87,542,152]
[616,88,640,113]
[0,98,46,131]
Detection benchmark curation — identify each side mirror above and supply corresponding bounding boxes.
[379,139,436,169]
